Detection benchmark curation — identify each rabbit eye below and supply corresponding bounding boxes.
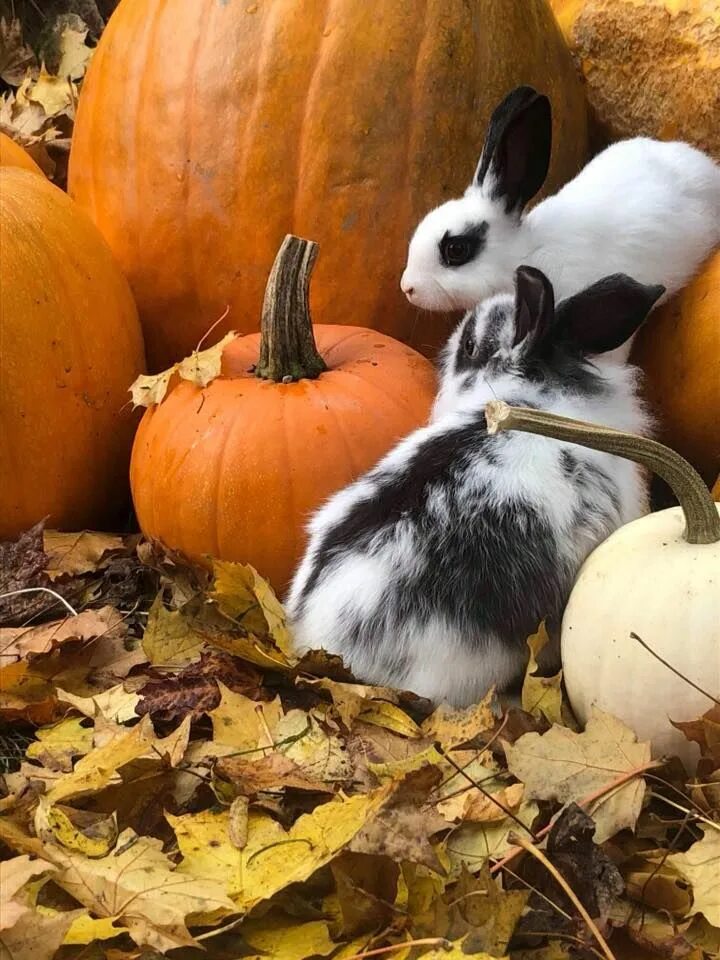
[439,224,488,268]
[464,335,479,360]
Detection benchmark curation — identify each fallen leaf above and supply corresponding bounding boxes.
[43,715,155,804]
[142,597,205,665]
[0,906,82,960]
[16,67,76,121]
[444,800,539,876]
[177,331,237,388]
[504,708,651,842]
[673,705,720,768]
[53,14,94,81]
[0,856,56,930]
[0,18,37,85]
[216,752,335,795]
[38,827,236,951]
[0,606,126,663]
[438,781,524,824]
[229,796,249,850]
[516,804,624,943]
[57,682,141,724]
[212,560,293,657]
[521,622,563,725]
[422,691,497,749]
[210,683,283,751]
[26,717,94,771]
[447,864,527,954]
[130,369,176,408]
[350,766,447,872]
[0,659,57,724]
[331,852,400,937]
[0,522,49,624]
[240,915,339,960]
[137,649,262,723]
[44,531,124,579]
[669,826,720,927]
[40,805,118,858]
[275,709,353,785]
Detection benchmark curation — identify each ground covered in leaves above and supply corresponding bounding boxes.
[0,525,719,960]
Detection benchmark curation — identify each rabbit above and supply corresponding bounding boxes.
[400,86,720,362]
[287,267,664,706]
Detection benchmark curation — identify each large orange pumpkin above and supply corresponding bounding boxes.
[633,251,720,486]
[69,0,588,370]
[0,169,146,538]
[130,236,437,593]
[0,133,43,175]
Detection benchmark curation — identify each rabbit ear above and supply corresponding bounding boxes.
[513,265,555,347]
[473,86,552,213]
[555,275,665,354]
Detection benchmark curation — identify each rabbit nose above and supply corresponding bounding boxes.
[400,273,415,297]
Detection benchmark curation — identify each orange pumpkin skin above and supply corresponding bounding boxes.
[0,133,43,175]
[130,327,436,593]
[633,251,720,485]
[69,0,587,370]
[713,475,720,501]
[0,169,146,538]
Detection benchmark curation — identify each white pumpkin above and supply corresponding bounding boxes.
[486,400,720,769]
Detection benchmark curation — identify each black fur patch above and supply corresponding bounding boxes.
[454,305,506,375]
[474,86,551,213]
[298,411,579,658]
[439,221,489,267]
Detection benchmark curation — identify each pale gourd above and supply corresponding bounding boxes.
[487,401,720,768]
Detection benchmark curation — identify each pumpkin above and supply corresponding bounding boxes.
[633,251,720,486]
[714,475,720,501]
[0,168,146,539]
[130,235,437,593]
[69,0,588,370]
[0,133,43,175]
[487,401,720,767]
[550,0,720,158]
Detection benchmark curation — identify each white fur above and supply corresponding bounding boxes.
[401,137,720,360]
[287,288,652,707]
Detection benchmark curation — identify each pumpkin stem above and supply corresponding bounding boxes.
[256,234,327,382]
[485,401,720,546]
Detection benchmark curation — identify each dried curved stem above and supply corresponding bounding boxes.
[486,401,720,545]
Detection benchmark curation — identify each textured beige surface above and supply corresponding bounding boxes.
[553,0,720,158]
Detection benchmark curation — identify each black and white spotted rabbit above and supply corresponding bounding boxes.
[287,268,664,705]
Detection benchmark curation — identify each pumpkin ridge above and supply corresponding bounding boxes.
[330,363,430,424]
[403,0,431,244]
[291,0,332,235]
[307,376,364,481]
[182,5,208,323]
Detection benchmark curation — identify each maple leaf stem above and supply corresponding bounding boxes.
[509,831,618,960]
[343,938,452,960]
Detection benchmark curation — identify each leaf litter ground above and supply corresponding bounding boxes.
[0,524,718,960]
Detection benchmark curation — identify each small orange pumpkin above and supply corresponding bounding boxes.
[633,251,720,486]
[130,236,437,594]
[713,475,720,501]
[0,168,146,538]
[0,133,43,175]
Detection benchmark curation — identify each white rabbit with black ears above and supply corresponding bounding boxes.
[287,268,664,706]
[400,86,720,360]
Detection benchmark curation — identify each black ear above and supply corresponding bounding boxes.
[513,265,555,348]
[555,275,666,354]
[474,86,552,213]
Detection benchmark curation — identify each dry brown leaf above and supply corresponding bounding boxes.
[0,856,56,930]
[504,707,651,842]
[438,781,524,824]
[129,368,176,408]
[0,18,37,85]
[130,332,237,408]
[43,531,124,579]
[216,752,335,795]
[53,15,94,81]
[0,606,126,663]
[0,906,83,960]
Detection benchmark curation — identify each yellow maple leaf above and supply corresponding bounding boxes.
[240,915,339,960]
[25,717,93,771]
[130,368,176,408]
[142,597,206,666]
[669,826,720,927]
[0,856,56,931]
[212,560,294,657]
[56,682,140,724]
[521,622,563,725]
[177,331,237,388]
[210,683,284,752]
[43,531,124,579]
